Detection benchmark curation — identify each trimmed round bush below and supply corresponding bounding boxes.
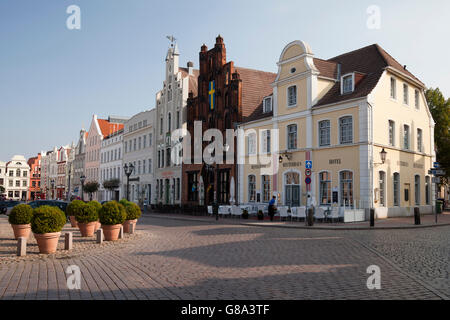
[99,201,126,225]
[31,205,67,234]
[87,201,102,215]
[123,202,142,220]
[119,199,129,207]
[75,203,99,223]
[66,200,85,217]
[8,204,33,225]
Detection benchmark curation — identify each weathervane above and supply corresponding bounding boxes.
[166,35,177,47]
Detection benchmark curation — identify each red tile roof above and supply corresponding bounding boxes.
[97,119,124,138]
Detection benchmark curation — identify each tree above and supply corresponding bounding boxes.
[83,181,100,201]
[426,87,450,183]
[0,186,5,194]
[103,178,120,201]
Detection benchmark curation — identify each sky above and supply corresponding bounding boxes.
[0,0,449,161]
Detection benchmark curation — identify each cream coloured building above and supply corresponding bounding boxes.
[237,40,435,219]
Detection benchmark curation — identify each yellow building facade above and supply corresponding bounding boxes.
[237,40,435,218]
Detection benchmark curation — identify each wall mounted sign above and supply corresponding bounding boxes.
[329,159,341,165]
[283,162,301,168]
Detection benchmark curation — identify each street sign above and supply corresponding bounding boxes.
[305,160,313,169]
[305,169,312,176]
[305,177,312,185]
[429,169,445,176]
[432,177,441,184]
[433,162,440,168]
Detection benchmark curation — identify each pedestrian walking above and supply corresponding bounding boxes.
[268,196,276,221]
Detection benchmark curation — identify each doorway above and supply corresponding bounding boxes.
[284,171,301,207]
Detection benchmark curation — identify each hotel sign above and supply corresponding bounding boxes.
[283,162,302,168]
[329,159,341,165]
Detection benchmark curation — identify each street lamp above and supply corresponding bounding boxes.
[50,179,55,200]
[80,175,86,201]
[66,166,72,201]
[380,148,387,164]
[123,163,134,201]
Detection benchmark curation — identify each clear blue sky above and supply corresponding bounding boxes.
[1,0,449,161]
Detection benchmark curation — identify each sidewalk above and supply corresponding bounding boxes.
[144,210,450,230]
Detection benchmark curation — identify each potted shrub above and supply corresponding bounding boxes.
[87,201,102,232]
[257,210,264,221]
[75,203,98,237]
[8,204,33,239]
[66,200,84,228]
[242,209,249,220]
[31,205,66,254]
[121,200,142,233]
[98,201,126,241]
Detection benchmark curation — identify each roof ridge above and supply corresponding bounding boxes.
[328,44,380,62]
[235,66,277,75]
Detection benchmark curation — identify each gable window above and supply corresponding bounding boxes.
[390,77,396,99]
[415,90,420,109]
[263,97,272,113]
[389,120,395,146]
[342,74,353,94]
[339,116,353,144]
[287,124,297,150]
[417,128,423,152]
[403,83,409,105]
[403,125,410,150]
[287,86,297,107]
[319,120,331,147]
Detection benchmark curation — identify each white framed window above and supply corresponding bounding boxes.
[261,130,271,153]
[403,83,409,105]
[415,90,420,109]
[248,175,256,202]
[415,175,420,205]
[403,124,410,150]
[339,171,353,207]
[287,124,297,150]
[319,120,330,147]
[262,175,271,202]
[393,173,400,206]
[247,133,256,156]
[389,120,395,146]
[339,116,353,144]
[341,74,354,94]
[287,86,297,107]
[319,171,331,205]
[417,128,423,152]
[263,97,272,113]
[390,77,396,99]
[379,171,386,206]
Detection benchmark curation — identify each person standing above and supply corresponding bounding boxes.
[268,196,277,221]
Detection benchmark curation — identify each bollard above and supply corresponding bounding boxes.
[370,208,375,227]
[129,222,135,234]
[17,237,27,256]
[306,208,314,226]
[64,232,73,250]
[118,225,124,239]
[96,228,103,244]
[414,207,421,225]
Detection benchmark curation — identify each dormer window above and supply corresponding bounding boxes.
[263,97,272,113]
[341,74,354,94]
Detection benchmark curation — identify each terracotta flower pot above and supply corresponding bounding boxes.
[102,224,122,241]
[34,232,61,254]
[93,220,101,233]
[69,216,78,228]
[11,224,31,240]
[77,221,97,237]
[122,219,137,233]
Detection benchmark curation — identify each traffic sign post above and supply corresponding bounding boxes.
[305,160,313,169]
[429,164,445,224]
[305,169,311,177]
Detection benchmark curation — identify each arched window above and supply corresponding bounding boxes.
[262,175,271,202]
[319,171,331,205]
[168,112,172,133]
[339,116,353,144]
[340,171,353,207]
[415,175,420,205]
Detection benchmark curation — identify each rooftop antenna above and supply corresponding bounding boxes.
[166,35,176,47]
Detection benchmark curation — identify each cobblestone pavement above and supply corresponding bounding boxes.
[0,214,448,300]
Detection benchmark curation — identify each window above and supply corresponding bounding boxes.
[176,111,180,129]
[187,172,198,201]
[263,97,272,113]
[168,113,172,133]
[176,178,180,200]
[218,170,230,204]
[248,175,256,202]
[287,124,297,150]
[389,120,395,146]
[403,83,409,105]
[287,86,297,107]
[23,171,27,177]
[166,149,171,167]
[319,120,330,146]
[158,151,160,168]
[342,74,353,94]
[9,171,13,177]
[143,160,146,174]
[143,135,147,148]
[133,138,137,151]
[160,117,163,135]
[403,125,410,150]
[339,116,353,144]
[425,176,431,205]
[247,133,256,155]
[379,171,386,206]
[262,175,271,202]
[319,172,331,205]
[417,128,423,152]
[0,178,3,186]
[261,130,271,153]
[16,169,20,177]
[393,173,400,206]
[16,180,20,187]
[148,159,152,173]
[138,137,142,150]
[415,175,420,205]
[415,90,420,109]
[390,77,396,99]
[149,133,152,146]
[340,171,353,207]
[9,180,13,187]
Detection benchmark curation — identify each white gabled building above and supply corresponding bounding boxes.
[99,128,124,202]
[3,155,30,201]
[122,109,156,206]
[154,43,198,206]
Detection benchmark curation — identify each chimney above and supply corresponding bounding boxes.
[187,61,194,75]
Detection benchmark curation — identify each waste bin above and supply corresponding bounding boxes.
[436,201,442,214]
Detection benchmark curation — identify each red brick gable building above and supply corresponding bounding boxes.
[182,36,276,207]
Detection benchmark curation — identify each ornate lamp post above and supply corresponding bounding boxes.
[380,148,387,164]
[123,163,134,201]
[80,175,86,201]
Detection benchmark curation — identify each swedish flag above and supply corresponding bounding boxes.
[208,80,215,111]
